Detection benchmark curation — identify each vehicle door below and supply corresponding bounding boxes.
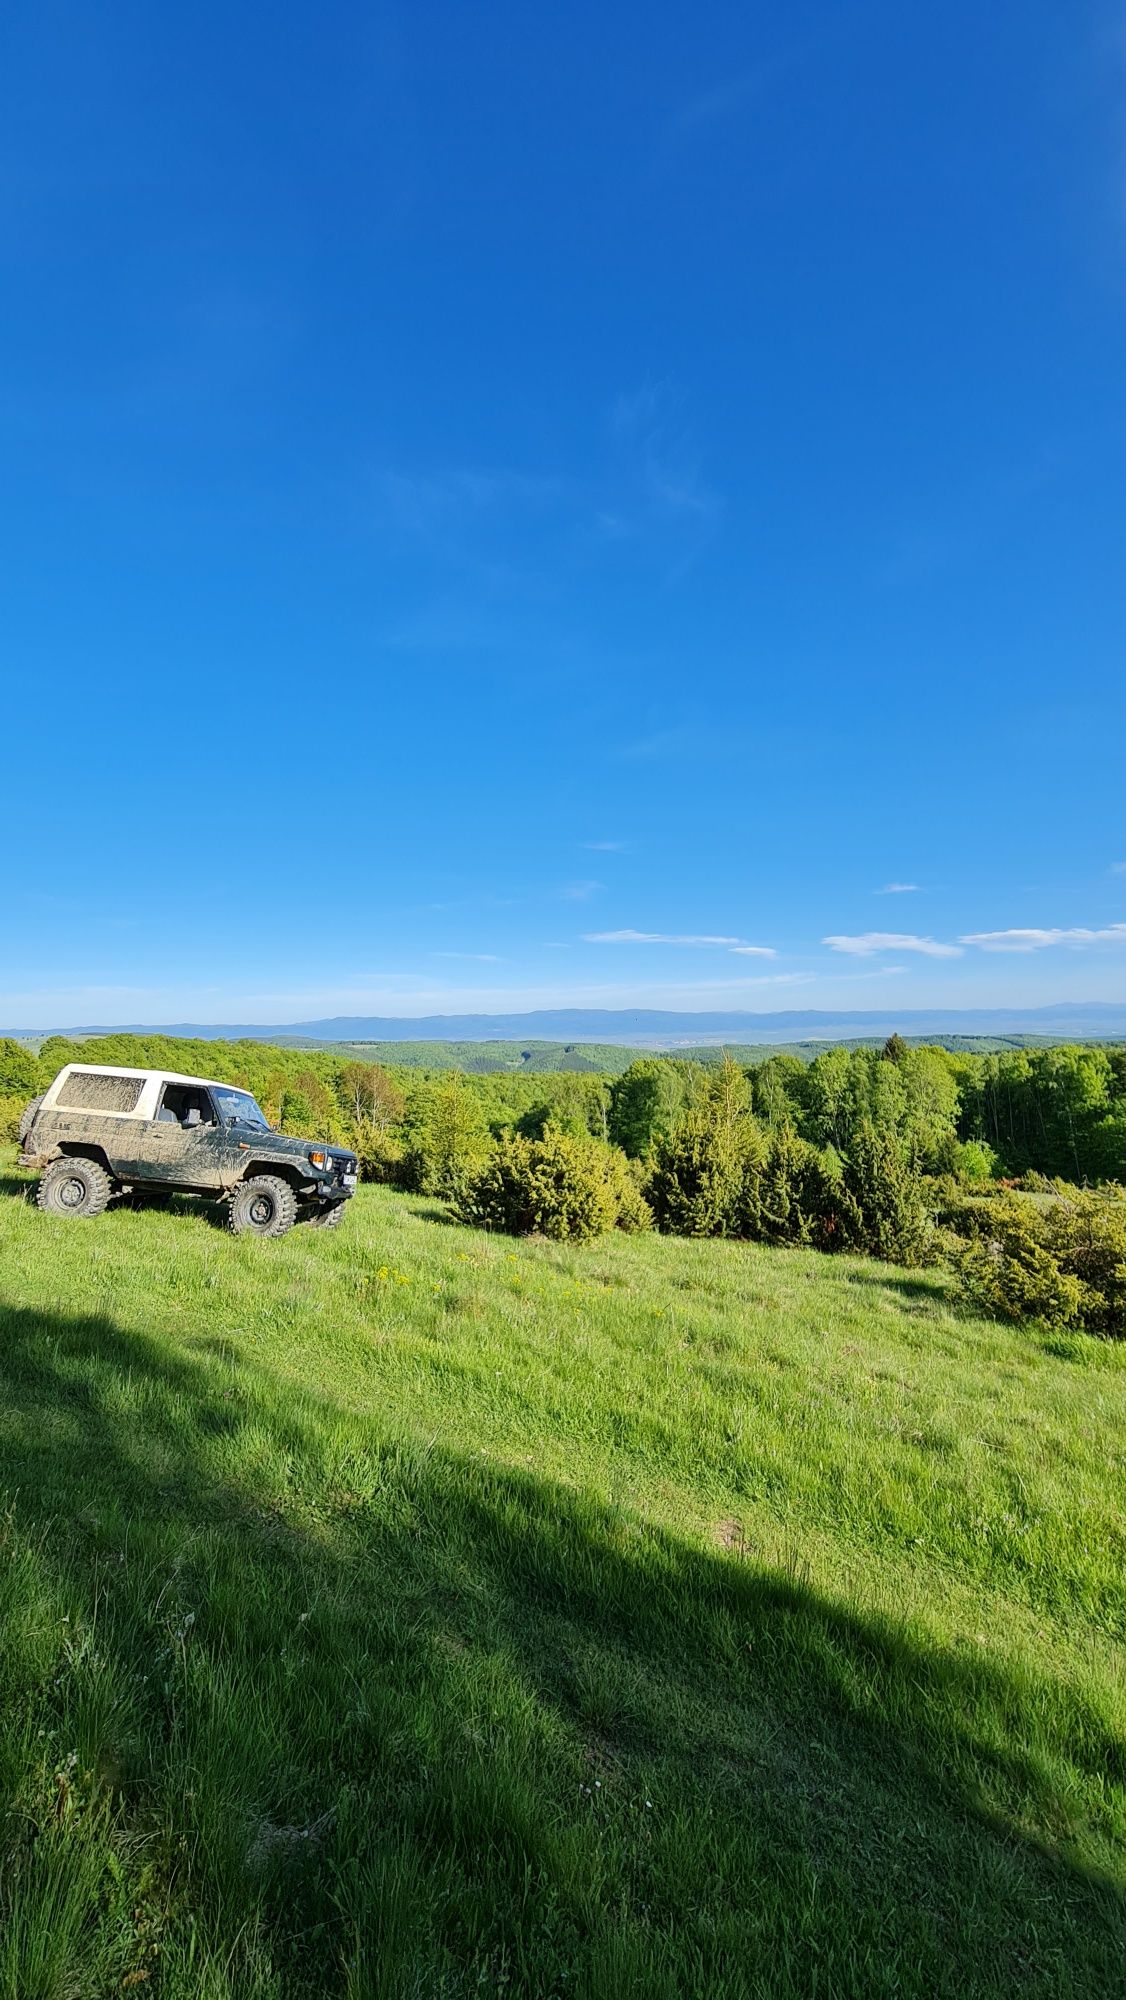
[140,1083,234,1189]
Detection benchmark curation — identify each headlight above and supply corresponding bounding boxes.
[308,1150,329,1169]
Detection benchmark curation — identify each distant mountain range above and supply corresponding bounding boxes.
[12,1003,1126,1047]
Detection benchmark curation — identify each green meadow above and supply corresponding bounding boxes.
[0,1157,1123,1997]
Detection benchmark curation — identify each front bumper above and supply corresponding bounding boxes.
[307,1166,358,1203]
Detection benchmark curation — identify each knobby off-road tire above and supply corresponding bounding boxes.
[302,1201,346,1231]
[227,1175,298,1238]
[37,1156,112,1220]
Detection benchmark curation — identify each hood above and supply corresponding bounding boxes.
[241,1127,356,1165]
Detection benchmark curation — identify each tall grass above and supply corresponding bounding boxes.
[0,1162,1123,1996]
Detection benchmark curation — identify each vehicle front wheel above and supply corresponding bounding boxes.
[227,1175,298,1238]
[301,1201,346,1230]
[37,1157,113,1219]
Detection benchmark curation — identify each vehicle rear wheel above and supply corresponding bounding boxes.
[227,1175,298,1238]
[37,1157,112,1219]
[302,1201,346,1230]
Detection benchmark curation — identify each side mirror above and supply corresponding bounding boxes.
[183,1107,203,1128]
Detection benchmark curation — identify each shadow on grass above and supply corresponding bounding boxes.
[842,1264,953,1306]
[401,1196,465,1228]
[0,1299,1121,1999]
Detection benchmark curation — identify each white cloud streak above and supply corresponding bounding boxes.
[959,925,1126,952]
[824,932,963,959]
[875,882,921,895]
[584,929,775,955]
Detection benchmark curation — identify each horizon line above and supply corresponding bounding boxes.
[5,999,1126,1039]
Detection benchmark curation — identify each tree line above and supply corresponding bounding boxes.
[3,1031,1126,1187]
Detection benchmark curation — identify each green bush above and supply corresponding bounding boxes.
[512,1076,609,1143]
[0,1040,38,1097]
[1086,1112,1126,1184]
[930,1181,1006,1242]
[739,1127,861,1251]
[1043,1190,1126,1338]
[353,1124,408,1186]
[279,1088,315,1134]
[453,1129,643,1242]
[604,1148,653,1234]
[951,1187,1126,1337]
[647,1108,932,1263]
[0,1094,27,1145]
[952,1138,999,1184]
[842,1122,931,1266]
[607,1058,687,1158]
[955,1225,1085,1332]
[401,1077,489,1197]
[645,1109,758,1237]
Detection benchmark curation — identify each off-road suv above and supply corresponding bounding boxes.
[18,1063,358,1236]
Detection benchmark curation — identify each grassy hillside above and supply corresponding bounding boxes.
[0,1159,1123,1997]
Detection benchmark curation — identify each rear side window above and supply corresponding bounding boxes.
[55,1070,145,1113]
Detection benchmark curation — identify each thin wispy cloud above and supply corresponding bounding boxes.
[369,463,567,597]
[671,68,774,135]
[585,929,775,956]
[824,932,963,959]
[377,383,719,591]
[431,951,503,963]
[424,894,520,914]
[615,722,752,764]
[875,882,922,895]
[560,880,604,902]
[1111,862,1126,875]
[616,727,692,763]
[960,924,1126,952]
[610,379,721,529]
[373,465,564,538]
[582,840,626,852]
[612,382,666,436]
[666,22,842,140]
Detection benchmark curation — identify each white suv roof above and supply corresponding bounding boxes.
[57,1062,239,1090]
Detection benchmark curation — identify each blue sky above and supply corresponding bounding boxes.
[3,0,1125,1026]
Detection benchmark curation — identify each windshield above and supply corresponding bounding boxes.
[211,1086,271,1131]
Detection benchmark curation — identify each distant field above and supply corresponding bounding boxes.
[1,1158,1123,1996]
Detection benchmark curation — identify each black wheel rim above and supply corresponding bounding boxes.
[249,1194,274,1226]
[59,1176,87,1209]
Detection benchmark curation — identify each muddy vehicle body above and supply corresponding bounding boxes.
[19,1063,358,1236]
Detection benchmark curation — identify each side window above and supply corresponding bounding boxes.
[157,1084,218,1128]
[56,1071,145,1113]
